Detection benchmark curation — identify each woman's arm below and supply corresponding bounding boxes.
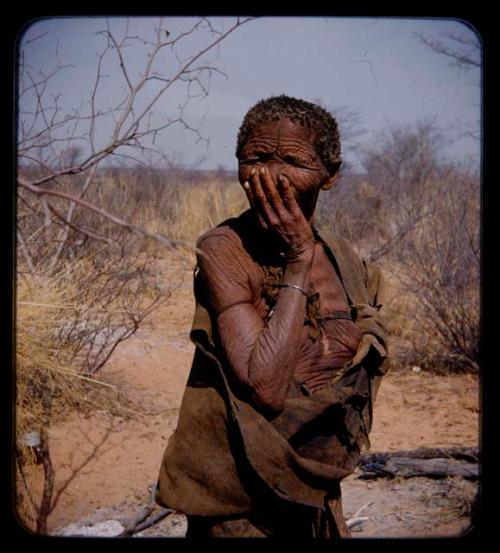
[197,231,312,415]
[198,169,317,415]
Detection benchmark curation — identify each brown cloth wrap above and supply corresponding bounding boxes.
[156,220,389,535]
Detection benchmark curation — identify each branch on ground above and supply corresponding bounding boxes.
[118,482,174,537]
[358,447,479,481]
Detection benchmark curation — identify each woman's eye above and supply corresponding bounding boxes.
[241,153,310,167]
[285,155,311,168]
[242,153,270,164]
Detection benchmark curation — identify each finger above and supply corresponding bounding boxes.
[279,174,302,217]
[250,168,280,226]
[278,174,295,207]
[247,170,270,229]
[242,180,255,207]
[259,167,286,214]
[255,211,269,230]
[245,174,268,228]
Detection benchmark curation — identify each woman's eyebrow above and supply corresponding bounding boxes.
[240,142,276,155]
[278,144,316,160]
[243,137,276,148]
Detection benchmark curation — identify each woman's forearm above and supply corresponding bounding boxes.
[246,256,313,412]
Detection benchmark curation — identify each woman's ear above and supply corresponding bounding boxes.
[321,171,341,191]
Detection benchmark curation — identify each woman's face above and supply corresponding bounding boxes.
[237,118,331,221]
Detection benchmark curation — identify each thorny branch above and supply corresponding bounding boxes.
[18,177,202,261]
[414,31,481,69]
[17,17,252,534]
[19,17,254,187]
[17,17,252,270]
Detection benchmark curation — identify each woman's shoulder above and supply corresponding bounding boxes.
[196,210,257,257]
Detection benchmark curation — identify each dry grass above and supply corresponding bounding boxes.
[15,247,166,528]
[16,261,142,442]
[17,268,85,438]
[16,168,479,435]
[15,242,171,453]
[15,165,479,530]
[420,477,477,523]
[133,178,248,243]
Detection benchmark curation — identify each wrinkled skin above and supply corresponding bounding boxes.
[197,118,362,415]
[238,119,333,228]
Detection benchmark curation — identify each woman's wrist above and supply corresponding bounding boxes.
[285,249,314,277]
[286,241,314,263]
[278,283,309,298]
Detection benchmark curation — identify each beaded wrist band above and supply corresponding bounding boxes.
[278,283,309,299]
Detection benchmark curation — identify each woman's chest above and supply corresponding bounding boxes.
[250,243,351,324]
[308,243,350,314]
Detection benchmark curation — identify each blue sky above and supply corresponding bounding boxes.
[18,16,481,172]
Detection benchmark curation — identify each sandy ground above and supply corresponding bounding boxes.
[19,257,480,539]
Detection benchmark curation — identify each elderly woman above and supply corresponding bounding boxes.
[156,95,389,538]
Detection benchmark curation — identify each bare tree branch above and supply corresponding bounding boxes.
[16,228,37,274]
[414,31,481,69]
[18,177,201,260]
[46,199,114,246]
[16,17,254,534]
[19,17,254,188]
[47,165,98,273]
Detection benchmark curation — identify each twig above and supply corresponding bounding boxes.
[133,508,174,534]
[18,301,154,314]
[44,366,118,389]
[346,516,369,530]
[118,482,174,537]
[353,500,374,518]
[47,165,98,273]
[18,177,203,262]
[116,17,254,144]
[47,200,115,246]
[16,228,37,275]
[414,32,481,69]
[119,505,155,536]
[36,427,54,534]
[346,500,373,530]
[16,456,39,523]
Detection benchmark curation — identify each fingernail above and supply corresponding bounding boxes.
[260,167,266,175]
[250,168,256,176]
[278,174,284,182]
[243,181,249,189]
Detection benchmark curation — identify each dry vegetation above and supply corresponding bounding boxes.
[16,124,480,533]
[15,17,480,536]
[96,167,248,243]
[15,17,260,532]
[316,121,480,373]
[15,169,249,531]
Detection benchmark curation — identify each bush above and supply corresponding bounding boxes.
[317,122,480,373]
